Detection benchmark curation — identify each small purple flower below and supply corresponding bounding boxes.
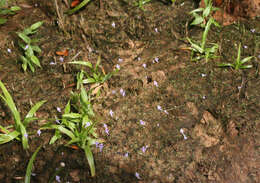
[50,61,56,65]
[7,48,11,53]
[157,105,162,111]
[140,120,146,125]
[109,109,114,117]
[201,73,206,77]
[202,95,206,99]
[24,45,29,50]
[24,133,28,139]
[142,63,146,68]
[244,45,248,49]
[55,119,61,124]
[85,122,91,128]
[104,124,109,135]
[135,172,141,179]
[137,57,141,61]
[154,57,159,63]
[112,22,116,28]
[164,110,169,115]
[95,142,104,152]
[116,64,120,70]
[141,145,148,153]
[59,57,64,62]
[112,90,116,94]
[120,88,125,97]
[56,107,61,113]
[55,175,61,183]
[37,129,41,136]
[31,173,36,176]
[118,58,123,62]
[124,152,129,157]
[154,81,158,87]
[155,28,158,33]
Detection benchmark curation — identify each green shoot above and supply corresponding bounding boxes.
[65,0,92,15]
[41,87,101,177]
[68,55,115,91]
[187,17,220,62]
[134,0,152,11]
[218,43,254,70]
[16,21,43,72]
[0,81,46,149]
[25,146,42,183]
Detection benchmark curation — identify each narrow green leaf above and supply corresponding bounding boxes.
[18,32,31,44]
[30,21,43,31]
[240,56,254,64]
[82,78,96,84]
[68,61,93,68]
[0,130,20,144]
[31,45,41,53]
[203,5,211,18]
[63,113,82,119]
[10,6,21,11]
[30,55,41,67]
[84,145,95,177]
[25,146,42,183]
[65,0,92,15]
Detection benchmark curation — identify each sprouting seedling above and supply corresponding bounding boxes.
[218,43,254,70]
[41,87,102,177]
[16,21,43,72]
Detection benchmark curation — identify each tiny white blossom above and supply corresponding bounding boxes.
[120,88,125,97]
[59,57,64,62]
[118,58,123,62]
[201,73,206,77]
[250,29,255,33]
[157,123,160,127]
[56,107,61,113]
[37,129,41,136]
[154,57,159,63]
[164,110,169,115]
[50,61,56,65]
[104,124,109,135]
[244,45,248,49]
[180,128,187,140]
[142,63,146,68]
[24,45,29,50]
[111,22,116,28]
[7,48,11,53]
[157,105,162,111]
[60,162,65,167]
[137,57,141,61]
[155,28,158,33]
[124,152,129,157]
[116,64,120,70]
[56,175,61,183]
[154,81,158,87]
[202,95,206,99]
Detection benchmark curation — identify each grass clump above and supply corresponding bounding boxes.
[0,81,46,149]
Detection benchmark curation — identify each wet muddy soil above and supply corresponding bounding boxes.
[0,0,260,182]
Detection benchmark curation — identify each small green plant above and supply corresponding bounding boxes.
[189,0,219,28]
[65,0,92,15]
[25,146,42,183]
[187,17,220,62]
[16,21,43,72]
[218,43,254,70]
[69,55,115,91]
[134,0,152,11]
[41,87,101,177]
[0,0,21,25]
[0,81,46,149]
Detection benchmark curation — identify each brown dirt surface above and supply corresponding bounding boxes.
[0,0,260,182]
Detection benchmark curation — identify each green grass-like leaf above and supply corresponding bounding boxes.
[25,146,42,183]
